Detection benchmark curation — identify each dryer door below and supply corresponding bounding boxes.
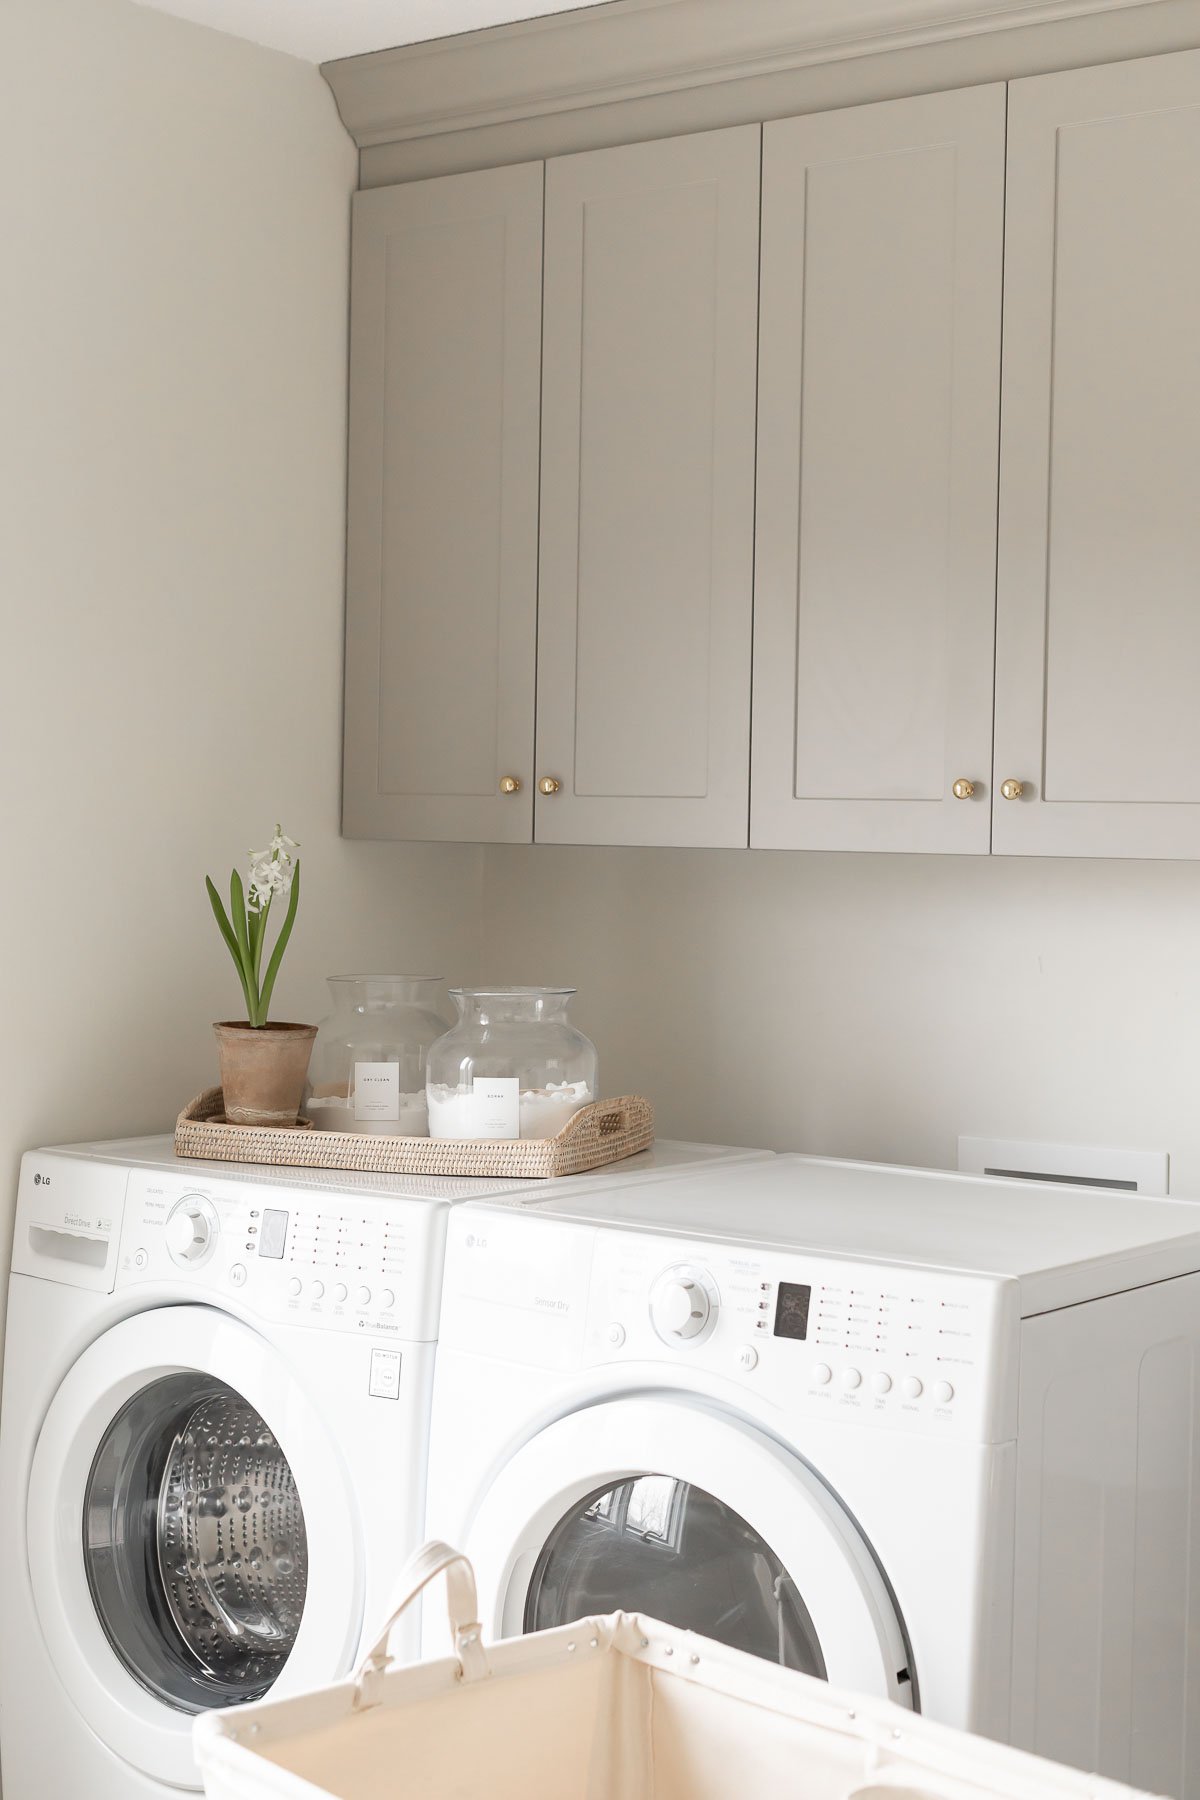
[27,1305,363,1790]
[464,1395,914,1705]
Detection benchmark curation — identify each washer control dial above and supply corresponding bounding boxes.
[165,1196,217,1266]
[649,1265,718,1345]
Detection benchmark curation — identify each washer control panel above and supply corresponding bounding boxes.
[117,1171,444,1339]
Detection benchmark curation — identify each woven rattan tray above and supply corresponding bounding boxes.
[175,1088,654,1178]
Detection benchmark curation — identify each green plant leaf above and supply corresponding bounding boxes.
[206,876,255,1020]
[230,869,259,1025]
[257,861,301,1024]
[250,893,271,987]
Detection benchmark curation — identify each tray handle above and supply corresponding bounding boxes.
[558,1096,647,1142]
[353,1539,490,1709]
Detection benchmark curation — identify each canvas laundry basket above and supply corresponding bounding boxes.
[195,1541,1156,1800]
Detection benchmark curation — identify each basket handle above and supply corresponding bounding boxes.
[353,1539,490,1709]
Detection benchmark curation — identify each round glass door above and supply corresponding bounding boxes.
[84,1373,308,1713]
[525,1475,826,1673]
[27,1306,363,1790]
[462,1396,913,1707]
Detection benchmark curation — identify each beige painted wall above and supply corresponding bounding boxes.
[481,847,1200,1194]
[0,0,482,1352]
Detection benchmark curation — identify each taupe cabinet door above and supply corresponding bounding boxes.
[994,51,1200,858]
[534,126,760,848]
[342,164,542,842]
[751,86,1006,853]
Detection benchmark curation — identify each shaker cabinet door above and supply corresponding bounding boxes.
[994,51,1200,857]
[534,126,760,848]
[751,86,1005,853]
[342,164,542,842]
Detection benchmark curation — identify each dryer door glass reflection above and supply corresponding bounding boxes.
[84,1373,308,1712]
[524,1475,826,1674]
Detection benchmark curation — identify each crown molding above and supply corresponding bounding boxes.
[322,0,1168,147]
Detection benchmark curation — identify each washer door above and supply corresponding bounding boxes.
[466,1396,913,1705]
[27,1306,363,1789]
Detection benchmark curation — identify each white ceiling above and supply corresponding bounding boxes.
[132,0,613,65]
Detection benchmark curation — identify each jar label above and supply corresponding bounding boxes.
[473,1077,519,1140]
[354,1061,400,1123]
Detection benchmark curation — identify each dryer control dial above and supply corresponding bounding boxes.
[165,1196,217,1266]
[650,1266,717,1345]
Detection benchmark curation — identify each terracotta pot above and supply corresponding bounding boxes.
[213,1021,317,1127]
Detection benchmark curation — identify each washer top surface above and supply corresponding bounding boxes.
[43,1131,765,1206]
[489,1152,1200,1315]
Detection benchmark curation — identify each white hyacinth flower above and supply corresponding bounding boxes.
[246,849,295,913]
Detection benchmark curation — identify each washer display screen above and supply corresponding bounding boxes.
[259,1210,289,1259]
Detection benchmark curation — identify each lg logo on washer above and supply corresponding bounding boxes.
[32,1172,50,1186]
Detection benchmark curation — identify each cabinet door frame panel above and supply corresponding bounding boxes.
[993,49,1200,859]
[342,163,543,843]
[534,124,761,849]
[751,84,1006,855]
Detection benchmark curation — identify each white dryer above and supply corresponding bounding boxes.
[0,1131,766,1799]
[426,1154,1200,1800]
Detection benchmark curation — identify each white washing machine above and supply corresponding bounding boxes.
[0,1131,767,1799]
[426,1153,1200,1800]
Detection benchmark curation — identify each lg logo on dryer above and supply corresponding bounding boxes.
[32,1172,50,1186]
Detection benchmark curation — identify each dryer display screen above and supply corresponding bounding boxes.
[774,1282,811,1341]
[260,1209,289,1259]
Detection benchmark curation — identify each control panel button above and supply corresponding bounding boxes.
[355,1286,372,1308]
[841,1368,862,1391]
[380,1290,395,1311]
[933,1380,955,1404]
[737,1345,759,1371]
[133,1248,148,1270]
[333,1283,348,1304]
[902,1375,923,1399]
[812,1363,833,1386]
[606,1322,626,1347]
[287,1277,303,1298]
[229,1264,247,1288]
[310,1281,325,1300]
[872,1372,892,1394]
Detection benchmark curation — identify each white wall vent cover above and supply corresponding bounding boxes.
[957,1136,1168,1196]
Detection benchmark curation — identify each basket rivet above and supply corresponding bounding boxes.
[689,1654,700,1665]
[847,1711,856,1721]
[892,1729,902,1741]
[589,1638,599,1649]
[567,1642,576,1653]
[664,1646,674,1657]
[640,1637,649,1649]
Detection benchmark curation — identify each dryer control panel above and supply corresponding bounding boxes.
[115,1170,446,1340]
[440,1209,1018,1443]
[587,1230,1017,1442]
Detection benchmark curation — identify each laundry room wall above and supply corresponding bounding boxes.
[480,848,1200,1196]
[0,0,483,1364]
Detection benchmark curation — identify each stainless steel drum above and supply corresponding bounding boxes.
[85,1374,309,1713]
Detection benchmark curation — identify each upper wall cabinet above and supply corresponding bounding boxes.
[534,126,760,848]
[994,50,1200,858]
[342,163,543,842]
[751,85,1006,854]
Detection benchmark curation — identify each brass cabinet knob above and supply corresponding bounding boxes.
[1000,778,1025,801]
[498,775,522,795]
[951,778,977,800]
[538,776,562,796]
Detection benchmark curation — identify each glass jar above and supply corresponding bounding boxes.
[426,988,598,1141]
[306,976,446,1137]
